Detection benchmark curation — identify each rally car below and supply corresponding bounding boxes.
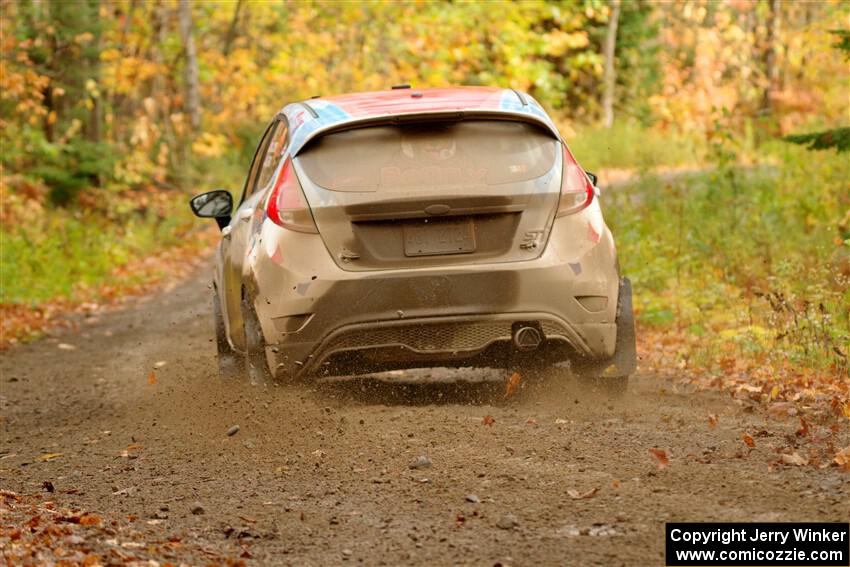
[190,86,636,389]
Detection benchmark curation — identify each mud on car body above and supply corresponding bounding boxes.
[190,86,636,388]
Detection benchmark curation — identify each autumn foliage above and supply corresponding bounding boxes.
[2,1,846,198]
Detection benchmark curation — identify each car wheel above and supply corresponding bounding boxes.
[572,277,637,395]
[213,290,243,379]
[241,295,273,386]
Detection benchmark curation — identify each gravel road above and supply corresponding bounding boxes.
[1,263,847,566]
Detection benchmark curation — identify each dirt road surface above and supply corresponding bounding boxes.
[2,263,848,566]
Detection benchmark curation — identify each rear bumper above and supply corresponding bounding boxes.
[249,214,619,379]
[282,313,615,377]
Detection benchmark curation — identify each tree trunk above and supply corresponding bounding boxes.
[761,0,780,115]
[43,85,55,143]
[602,0,621,129]
[178,0,201,131]
[149,1,180,183]
[797,1,812,80]
[222,0,243,56]
[84,0,103,147]
[151,0,167,118]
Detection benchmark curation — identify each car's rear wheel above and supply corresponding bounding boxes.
[241,295,273,386]
[571,278,637,396]
[213,290,243,378]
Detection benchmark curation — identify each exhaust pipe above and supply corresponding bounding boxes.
[512,325,542,351]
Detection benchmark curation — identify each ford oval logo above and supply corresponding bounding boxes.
[424,204,451,216]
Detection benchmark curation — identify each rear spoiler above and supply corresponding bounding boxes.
[286,110,563,157]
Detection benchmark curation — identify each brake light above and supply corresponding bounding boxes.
[267,157,318,233]
[556,144,594,217]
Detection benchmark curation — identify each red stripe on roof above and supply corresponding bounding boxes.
[320,87,506,118]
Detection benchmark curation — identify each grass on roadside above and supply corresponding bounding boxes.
[605,140,850,418]
[0,183,220,346]
[565,121,708,172]
[0,189,205,304]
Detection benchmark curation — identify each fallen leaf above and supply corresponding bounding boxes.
[504,372,521,398]
[779,452,808,466]
[147,370,157,385]
[38,453,63,462]
[707,414,717,428]
[0,490,21,501]
[796,416,809,437]
[79,513,101,526]
[648,448,668,469]
[567,487,599,499]
[742,433,755,448]
[482,415,495,426]
[121,541,144,549]
[769,384,781,400]
[119,444,143,458]
[43,524,64,535]
[833,446,850,471]
[526,418,538,425]
[611,479,620,488]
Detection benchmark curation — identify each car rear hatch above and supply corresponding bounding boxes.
[293,117,563,271]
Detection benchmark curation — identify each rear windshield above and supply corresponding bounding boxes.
[296,120,558,192]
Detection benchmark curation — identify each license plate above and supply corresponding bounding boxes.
[403,218,476,257]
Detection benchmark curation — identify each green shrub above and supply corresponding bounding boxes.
[564,121,707,172]
[605,141,850,372]
[0,193,196,305]
[29,139,116,205]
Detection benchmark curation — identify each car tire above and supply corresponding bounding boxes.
[213,290,243,379]
[572,277,637,395]
[241,295,273,386]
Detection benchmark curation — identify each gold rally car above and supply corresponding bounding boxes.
[190,86,636,389]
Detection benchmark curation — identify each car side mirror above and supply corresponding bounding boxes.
[585,171,598,186]
[190,190,233,230]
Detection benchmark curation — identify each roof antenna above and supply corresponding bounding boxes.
[391,84,411,90]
